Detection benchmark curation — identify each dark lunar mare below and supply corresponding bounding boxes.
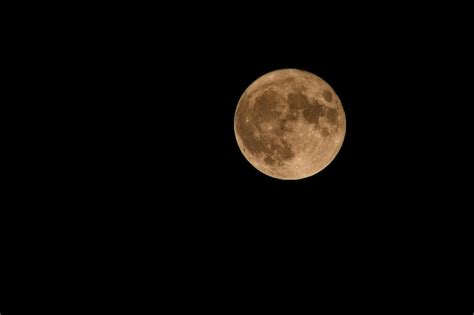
[236,90,294,166]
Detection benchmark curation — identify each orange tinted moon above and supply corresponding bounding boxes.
[234,69,346,180]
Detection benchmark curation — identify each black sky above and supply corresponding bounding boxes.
[2,4,472,313]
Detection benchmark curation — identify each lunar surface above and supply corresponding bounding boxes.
[234,69,346,180]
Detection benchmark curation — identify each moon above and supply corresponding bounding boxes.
[234,69,346,180]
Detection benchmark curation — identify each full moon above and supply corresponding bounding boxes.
[234,69,346,180]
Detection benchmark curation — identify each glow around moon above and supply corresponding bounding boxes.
[234,69,346,180]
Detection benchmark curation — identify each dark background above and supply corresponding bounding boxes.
[2,3,472,313]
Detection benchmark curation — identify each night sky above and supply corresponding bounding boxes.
[2,3,472,313]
